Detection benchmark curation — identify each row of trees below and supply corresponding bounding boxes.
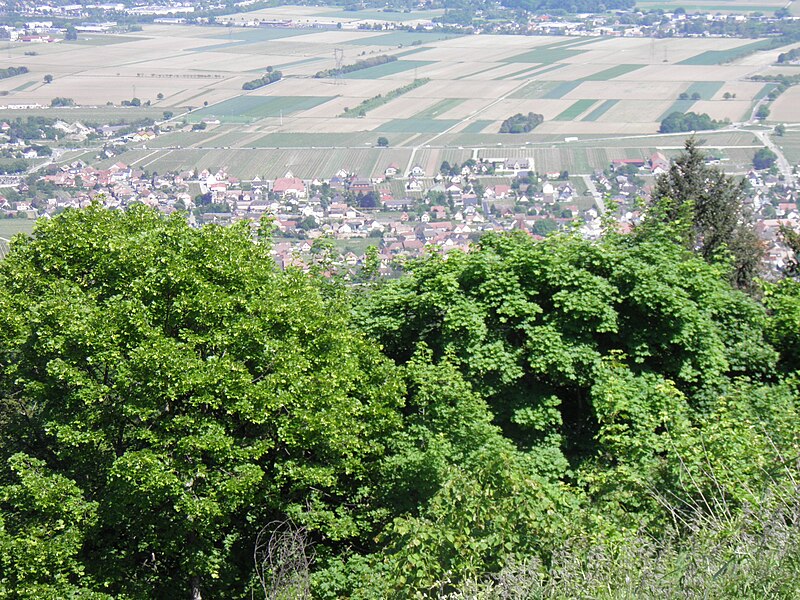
[242,67,282,91]
[0,66,27,80]
[1,141,799,598]
[314,55,396,78]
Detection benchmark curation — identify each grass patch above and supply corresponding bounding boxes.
[411,98,465,119]
[582,99,619,121]
[678,39,774,65]
[340,60,433,79]
[554,99,598,121]
[189,96,333,123]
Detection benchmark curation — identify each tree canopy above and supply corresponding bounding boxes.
[1,202,800,598]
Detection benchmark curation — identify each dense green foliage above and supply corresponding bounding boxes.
[753,147,778,170]
[649,138,762,289]
[777,47,800,63]
[499,112,544,134]
[659,111,727,133]
[1,194,800,598]
[241,68,282,90]
[0,67,28,80]
[50,97,76,107]
[314,55,396,79]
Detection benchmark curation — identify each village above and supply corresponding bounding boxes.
[1,129,798,277]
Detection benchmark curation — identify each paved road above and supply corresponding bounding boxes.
[754,128,794,181]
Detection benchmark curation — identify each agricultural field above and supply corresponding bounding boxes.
[2,10,799,179]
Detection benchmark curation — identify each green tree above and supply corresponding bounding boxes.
[0,205,404,599]
[376,136,389,147]
[42,74,53,84]
[648,138,763,289]
[753,147,778,170]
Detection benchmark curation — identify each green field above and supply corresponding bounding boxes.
[63,35,149,46]
[679,39,774,65]
[411,98,465,119]
[462,120,493,133]
[378,118,459,133]
[340,60,433,79]
[11,80,36,92]
[189,96,334,123]
[543,81,583,100]
[555,99,598,121]
[582,99,619,122]
[585,64,646,81]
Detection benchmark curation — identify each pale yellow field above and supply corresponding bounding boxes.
[402,80,522,100]
[564,80,686,101]
[571,37,756,65]
[599,100,677,123]
[619,64,756,82]
[476,99,577,121]
[769,87,800,122]
[690,100,751,122]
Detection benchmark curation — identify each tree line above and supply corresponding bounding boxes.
[242,67,282,91]
[0,66,28,80]
[314,55,396,78]
[1,141,799,598]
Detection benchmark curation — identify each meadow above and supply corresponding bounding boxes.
[1,8,798,179]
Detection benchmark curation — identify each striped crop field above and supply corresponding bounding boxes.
[582,99,619,121]
[554,99,598,121]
